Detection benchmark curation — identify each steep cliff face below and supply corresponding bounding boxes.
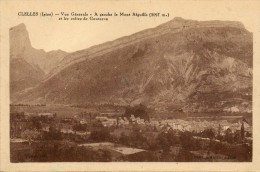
[13,18,253,113]
[10,23,68,98]
[10,23,32,58]
[9,23,68,74]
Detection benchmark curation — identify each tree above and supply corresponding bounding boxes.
[89,130,111,142]
[119,132,130,146]
[218,124,221,137]
[124,104,150,121]
[43,124,62,140]
[180,131,200,151]
[128,130,149,149]
[234,131,242,143]
[241,121,245,140]
[224,128,234,143]
[156,133,170,152]
[201,128,215,139]
[31,116,42,130]
[73,124,87,132]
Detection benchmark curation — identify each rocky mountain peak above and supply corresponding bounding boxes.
[9,23,68,74]
[10,23,32,58]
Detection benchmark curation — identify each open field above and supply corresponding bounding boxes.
[10,104,252,121]
[79,142,145,155]
[10,104,95,118]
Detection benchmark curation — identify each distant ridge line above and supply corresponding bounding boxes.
[44,18,246,82]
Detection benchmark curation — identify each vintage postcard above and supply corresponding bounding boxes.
[1,0,260,171]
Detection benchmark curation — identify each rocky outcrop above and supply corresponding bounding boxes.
[9,23,68,74]
[10,23,32,58]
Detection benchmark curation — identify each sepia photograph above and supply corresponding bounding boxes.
[1,0,260,171]
[9,17,253,162]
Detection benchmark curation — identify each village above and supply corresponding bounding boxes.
[10,107,252,162]
[10,110,252,138]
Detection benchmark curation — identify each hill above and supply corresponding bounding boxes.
[10,58,45,101]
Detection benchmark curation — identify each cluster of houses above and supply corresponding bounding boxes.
[95,115,252,136]
[11,110,252,145]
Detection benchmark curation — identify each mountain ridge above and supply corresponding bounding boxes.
[11,18,253,114]
[46,17,248,80]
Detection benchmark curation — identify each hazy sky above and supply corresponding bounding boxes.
[2,0,260,52]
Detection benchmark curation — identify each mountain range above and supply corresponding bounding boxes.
[10,17,253,113]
